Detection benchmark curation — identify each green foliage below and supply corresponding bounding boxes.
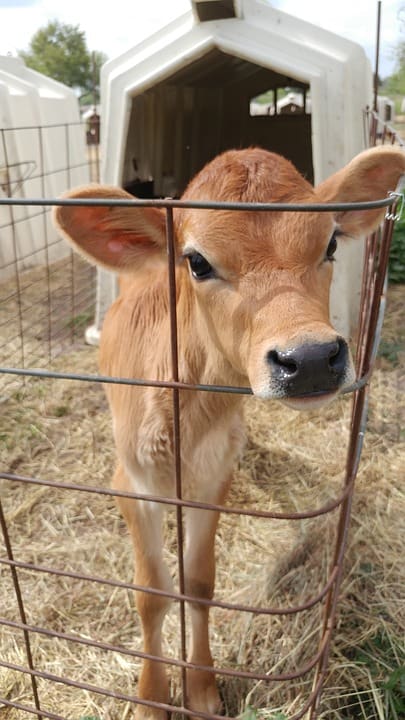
[240,707,259,720]
[383,66,405,96]
[239,708,288,720]
[389,215,405,283]
[52,405,69,418]
[382,666,405,717]
[381,15,405,93]
[65,312,94,330]
[345,630,405,719]
[19,20,107,100]
[378,339,404,366]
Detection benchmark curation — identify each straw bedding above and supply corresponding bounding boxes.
[0,285,403,719]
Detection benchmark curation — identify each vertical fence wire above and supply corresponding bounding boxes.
[0,499,43,718]
[65,123,76,346]
[38,125,53,363]
[166,205,188,704]
[309,195,399,719]
[0,127,26,378]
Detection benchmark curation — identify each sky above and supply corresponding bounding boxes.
[0,0,403,79]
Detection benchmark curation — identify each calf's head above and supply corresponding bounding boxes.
[54,146,405,409]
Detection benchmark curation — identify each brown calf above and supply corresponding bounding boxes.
[55,146,405,718]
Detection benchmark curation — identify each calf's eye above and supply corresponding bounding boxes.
[325,231,338,262]
[187,252,215,280]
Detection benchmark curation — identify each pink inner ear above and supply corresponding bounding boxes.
[106,234,155,255]
[108,239,125,253]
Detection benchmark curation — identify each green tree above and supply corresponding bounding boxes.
[384,42,405,95]
[383,4,405,93]
[80,50,108,105]
[19,20,107,101]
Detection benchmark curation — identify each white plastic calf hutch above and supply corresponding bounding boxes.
[0,56,88,280]
[89,0,373,344]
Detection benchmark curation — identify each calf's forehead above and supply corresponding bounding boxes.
[178,207,335,272]
[174,148,337,271]
[180,147,315,204]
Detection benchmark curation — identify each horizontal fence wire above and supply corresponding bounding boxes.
[0,658,326,720]
[0,126,402,719]
[0,550,340,617]
[0,613,332,682]
[0,468,357,521]
[0,196,396,211]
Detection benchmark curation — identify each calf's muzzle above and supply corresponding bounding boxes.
[267,338,349,397]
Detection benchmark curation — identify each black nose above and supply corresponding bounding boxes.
[267,338,349,397]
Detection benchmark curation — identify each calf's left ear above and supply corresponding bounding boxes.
[316,146,405,236]
[53,184,167,272]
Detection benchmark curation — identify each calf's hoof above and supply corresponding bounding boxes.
[187,669,222,717]
[134,704,168,720]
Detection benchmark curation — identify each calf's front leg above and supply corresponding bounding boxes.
[113,464,173,720]
[183,504,226,715]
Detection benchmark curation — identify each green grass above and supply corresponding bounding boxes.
[378,339,404,366]
[389,216,405,284]
[239,707,288,720]
[65,311,93,330]
[342,629,405,719]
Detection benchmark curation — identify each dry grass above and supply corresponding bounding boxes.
[0,253,95,399]
[0,285,404,720]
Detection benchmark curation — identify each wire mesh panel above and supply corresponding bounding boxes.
[0,122,98,397]
[0,117,403,719]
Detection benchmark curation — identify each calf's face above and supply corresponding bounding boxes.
[175,146,404,407]
[179,189,346,407]
[54,146,405,408]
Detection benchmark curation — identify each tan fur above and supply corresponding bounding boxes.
[54,146,405,718]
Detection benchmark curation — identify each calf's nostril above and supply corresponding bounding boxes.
[328,338,348,373]
[267,350,298,377]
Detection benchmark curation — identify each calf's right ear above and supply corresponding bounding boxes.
[53,185,167,272]
[316,146,405,237]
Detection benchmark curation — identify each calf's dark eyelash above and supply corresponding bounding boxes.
[333,229,349,239]
[325,229,344,262]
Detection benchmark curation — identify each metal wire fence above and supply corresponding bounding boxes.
[0,111,403,719]
[0,121,98,398]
